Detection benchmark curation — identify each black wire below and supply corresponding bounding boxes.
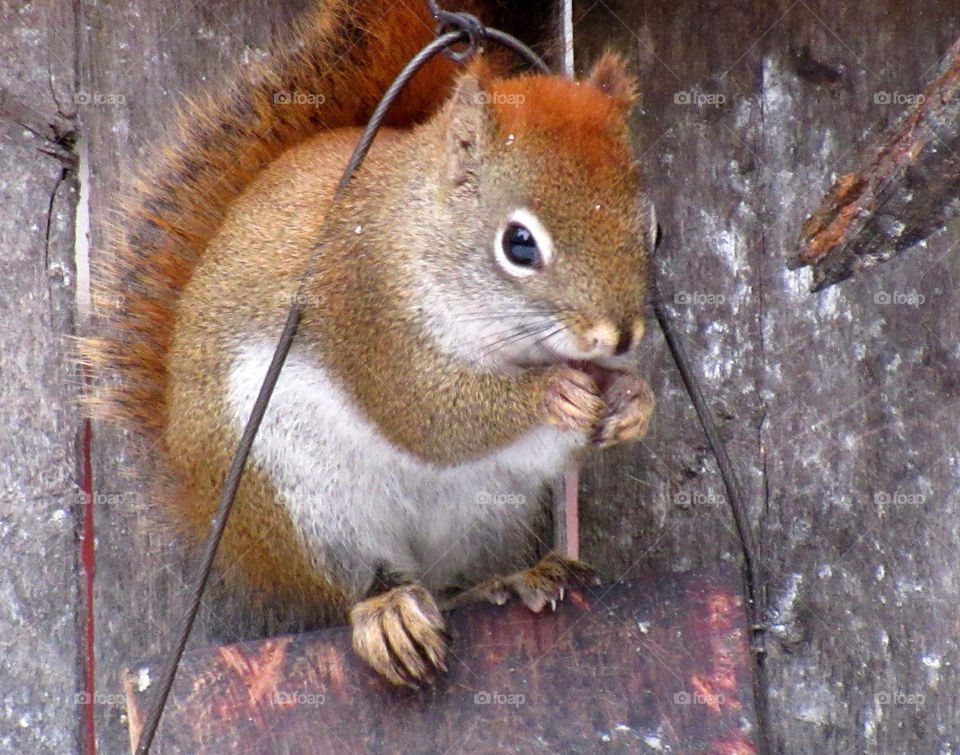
[133,305,302,755]
[337,29,547,197]
[650,279,759,610]
[427,0,485,62]
[650,277,771,753]
[134,14,547,755]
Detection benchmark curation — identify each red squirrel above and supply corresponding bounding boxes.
[84,0,656,687]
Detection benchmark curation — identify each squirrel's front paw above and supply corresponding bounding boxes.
[543,365,605,434]
[350,584,448,688]
[593,372,654,447]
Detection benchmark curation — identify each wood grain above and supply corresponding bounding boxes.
[0,0,82,750]
[9,0,960,752]
[792,33,960,291]
[576,1,960,751]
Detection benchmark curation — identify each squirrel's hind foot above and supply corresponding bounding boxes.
[350,584,448,688]
[442,553,600,613]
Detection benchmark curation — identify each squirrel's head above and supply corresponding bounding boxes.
[408,53,656,374]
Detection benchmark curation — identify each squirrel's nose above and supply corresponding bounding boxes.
[614,319,645,355]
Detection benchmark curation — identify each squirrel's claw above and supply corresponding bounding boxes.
[350,584,448,688]
[593,373,655,447]
[443,553,600,613]
[544,366,605,433]
[502,552,599,612]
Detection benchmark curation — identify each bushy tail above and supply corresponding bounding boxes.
[83,0,481,436]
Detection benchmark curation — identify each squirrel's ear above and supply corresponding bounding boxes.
[446,67,493,186]
[585,52,639,107]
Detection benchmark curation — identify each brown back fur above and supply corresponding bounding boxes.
[82,0,486,437]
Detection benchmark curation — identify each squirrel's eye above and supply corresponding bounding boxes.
[494,208,552,277]
[503,223,541,268]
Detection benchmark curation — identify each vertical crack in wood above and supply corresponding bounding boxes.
[746,50,774,755]
[78,412,97,755]
[66,1,94,751]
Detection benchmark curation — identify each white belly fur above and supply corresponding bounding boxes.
[227,342,583,599]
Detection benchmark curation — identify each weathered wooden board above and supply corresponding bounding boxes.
[125,572,755,754]
[575,1,960,752]
[0,0,82,751]
[62,0,960,753]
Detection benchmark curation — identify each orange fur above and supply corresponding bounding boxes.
[486,59,636,182]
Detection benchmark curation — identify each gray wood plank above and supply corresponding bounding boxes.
[576,1,960,752]
[79,0,960,753]
[0,0,82,752]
